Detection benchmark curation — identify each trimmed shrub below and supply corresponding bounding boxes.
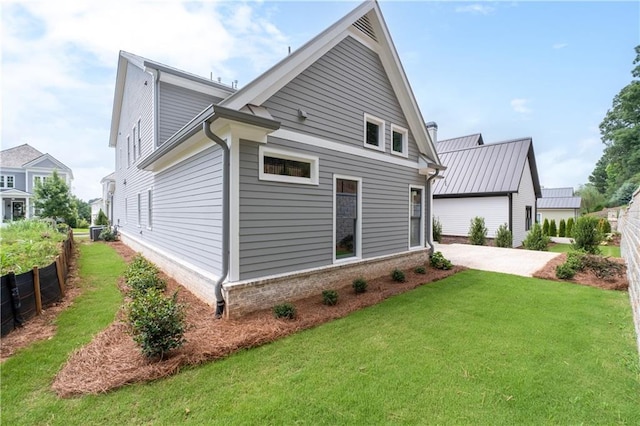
[542,218,550,236]
[124,254,166,294]
[96,209,109,226]
[494,223,513,248]
[352,277,368,294]
[432,217,443,243]
[549,219,557,237]
[322,290,338,306]
[414,265,427,274]
[555,263,576,280]
[127,289,186,359]
[566,251,586,271]
[391,268,406,283]
[430,251,452,270]
[99,226,118,241]
[597,218,612,235]
[273,303,296,320]
[558,219,566,237]
[566,217,575,237]
[523,223,550,251]
[468,216,487,246]
[571,216,602,254]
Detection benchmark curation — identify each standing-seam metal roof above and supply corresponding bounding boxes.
[537,197,582,209]
[541,187,574,198]
[433,137,542,197]
[436,133,484,153]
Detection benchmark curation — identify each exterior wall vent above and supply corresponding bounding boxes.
[352,15,377,42]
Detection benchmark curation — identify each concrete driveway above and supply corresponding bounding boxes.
[433,243,562,277]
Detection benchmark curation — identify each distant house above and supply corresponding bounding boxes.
[536,187,581,224]
[106,1,443,318]
[0,144,73,221]
[432,134,542,247]
[99,172,116,224]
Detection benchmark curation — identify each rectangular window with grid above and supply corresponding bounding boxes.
[258,146,318,185]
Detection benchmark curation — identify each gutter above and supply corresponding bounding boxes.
[202,121,230,319]
[425,167,442,255]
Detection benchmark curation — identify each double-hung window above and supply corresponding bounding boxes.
[363,113,385,152]
[334,175,362,261]
[132,127,137,162]
[525,206,532,231]
[1,175,14,188]
[137,118,142,157]
[137,192,142,227]
[127,136,131,167]
[147,188,153,229]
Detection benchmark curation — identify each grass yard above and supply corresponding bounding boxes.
[2,258,638,424]
[549,243,621,258]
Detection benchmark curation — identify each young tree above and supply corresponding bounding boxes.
[542,218,550,236]
[549,219,557,237]
[96,209,109,226]
[566,217,575,237]
[468,216,488,246]
[558,219,566,237]
[33,170,75,224]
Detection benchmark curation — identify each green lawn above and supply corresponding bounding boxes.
[549,243,622,258]
[2,257,638,424]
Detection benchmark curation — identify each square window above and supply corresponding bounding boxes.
[363,114,385,152]
[391,125,408,157]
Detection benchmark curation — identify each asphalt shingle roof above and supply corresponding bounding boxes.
[0,144,44,168]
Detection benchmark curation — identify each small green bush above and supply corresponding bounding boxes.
[523,223,550,251]
[127,289,186,359]
[571,216,602,254]
[414,265,427,274]
[468,217,487,246]
[432,217,443,243]
[273,303,296,320]
[566,217,575,237]
[127,270,167,294]
[558,219,566,237]
[549,219,557,237]
[494,223,513,248]
[597,218,612,234]
[322,290,338,306]
[542,218,550,236]
[430,251,452,270]
[99,226,118,241]
[391,268,406,282]
[566,251,586,271]
[352,277,367,294]
[555,263,576,280]
[77,218,90,229]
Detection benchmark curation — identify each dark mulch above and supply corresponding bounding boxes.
[532,252,628,291]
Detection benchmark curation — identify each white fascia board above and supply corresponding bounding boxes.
[157,72,233,99]
[220,1,375,110]
[109,54,131,147]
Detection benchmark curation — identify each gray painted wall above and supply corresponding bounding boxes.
[263,35,420,161]
[158,82,221,145]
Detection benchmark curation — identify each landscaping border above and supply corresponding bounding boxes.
[619,185,640,358]
[0,230,74,336]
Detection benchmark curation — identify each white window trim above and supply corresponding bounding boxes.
[1,174,15,188]
[33,175,50,187]
[127,135,131,167]
[258,145,319,185]
[146,188,153,230]
[409,185,425,249]
[132,126,137,162]
[363,113,385,152]
[333,174,363,264]
[137,192,142,227]
[137,118,142,157]
[391,124,409,158]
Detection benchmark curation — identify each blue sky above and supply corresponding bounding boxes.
[2,1,638,200]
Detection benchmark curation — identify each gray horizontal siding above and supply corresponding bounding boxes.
[263,35,420,161]
[158,82,221,145]
[239,137,425,280]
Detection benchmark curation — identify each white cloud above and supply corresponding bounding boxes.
[552,43,568,49]
[510,98,532,114]
[455,4,495,15]
[1,1,290,201]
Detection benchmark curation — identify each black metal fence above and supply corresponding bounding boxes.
[1,232,74,336]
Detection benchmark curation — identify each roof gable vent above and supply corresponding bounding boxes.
[352,15,377,42]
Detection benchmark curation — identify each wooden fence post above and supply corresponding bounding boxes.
[55,256,66,297]
[33,266,42,315]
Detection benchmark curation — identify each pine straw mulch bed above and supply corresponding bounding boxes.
[50,241,463,397]
[532,252,628,291]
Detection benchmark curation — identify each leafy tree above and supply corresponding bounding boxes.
[576,184,606,214]
[595,45,640,195]
[73,196,91,222]
[33,170,76,225]
[588,156,609,194]
[608,181,637,206]
[96,209,109,226]
[558,219,566,237]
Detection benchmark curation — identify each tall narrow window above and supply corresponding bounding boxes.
[147,188,152,229]
[137,192,142,226]
[127,136,131,167]
[137,118,142,157]
[132,127,137,162]
[525,206,532,231]
[0,176,4,188]
[335,177,361,260]
[6,176,14,188]
[410,187,423,248]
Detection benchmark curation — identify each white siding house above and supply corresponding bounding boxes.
[106,1,443,318]
[537,187,581,224]
[433,134,542,247]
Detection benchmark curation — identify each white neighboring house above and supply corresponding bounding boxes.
[99,172,116,224]
[432,133,542,247]
[0,144,73,222]
[536,187,581,225]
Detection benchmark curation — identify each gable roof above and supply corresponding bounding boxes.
[0,144,44,168]
[437,133,484,153]
[433,137,542,198]
[541,187,574,198]
[219,0,441,166]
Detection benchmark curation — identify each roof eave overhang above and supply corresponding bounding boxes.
[138,104,280,172]
[434,191,513,199]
